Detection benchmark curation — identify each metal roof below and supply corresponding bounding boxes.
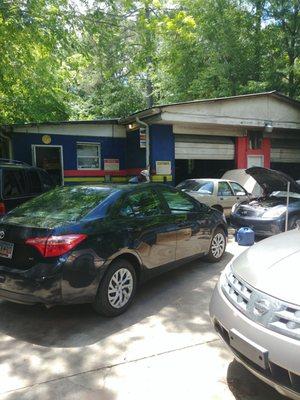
[120,91,300,124]
[2,91,299,129]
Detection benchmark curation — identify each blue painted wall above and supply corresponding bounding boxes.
[11,133,127,170]
[11,126,175,180]
[126,129,146,169]
[149,124,174,180]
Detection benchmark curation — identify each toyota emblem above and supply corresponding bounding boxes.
[0,231,5,240]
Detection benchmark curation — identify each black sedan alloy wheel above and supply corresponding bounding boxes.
[93,259,137,317]
[205,228,226,263]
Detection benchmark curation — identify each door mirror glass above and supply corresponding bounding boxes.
[217,182,233,196]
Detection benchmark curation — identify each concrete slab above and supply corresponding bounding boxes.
[0,242,287,399]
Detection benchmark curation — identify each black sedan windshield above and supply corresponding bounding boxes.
[2,186,116,228]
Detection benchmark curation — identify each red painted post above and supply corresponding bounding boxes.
[235,136,271,169]
[235,137,248,168]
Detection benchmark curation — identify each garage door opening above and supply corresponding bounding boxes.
[174,134,236,185]
[175,159,235,185]
[271,139,300,180]
[270,163,300,180]
[32,145,63,185]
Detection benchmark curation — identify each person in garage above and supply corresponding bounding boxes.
[129,170,150,184]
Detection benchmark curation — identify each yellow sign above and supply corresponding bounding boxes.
[42,135,51,144]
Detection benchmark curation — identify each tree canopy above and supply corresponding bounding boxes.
[0,0,299,123]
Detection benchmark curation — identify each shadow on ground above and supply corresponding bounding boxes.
[1,245,282,400]
[227,360,287,400]
[0,250,234,348]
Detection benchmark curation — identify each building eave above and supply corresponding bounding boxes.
[121,91,300,125]
[2,119,120,130]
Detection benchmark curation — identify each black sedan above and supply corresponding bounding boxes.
[0,184,227,316]
[231,167,300,236]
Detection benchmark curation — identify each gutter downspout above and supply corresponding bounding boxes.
[0,129,12,159]
[136,117,150,172]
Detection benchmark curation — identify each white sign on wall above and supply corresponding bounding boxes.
[104,159,120,171]
[247,155,264,168]
[156,161,171,175]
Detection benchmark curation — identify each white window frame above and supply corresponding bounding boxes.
[77,142,101,170]
[247,155,264,169]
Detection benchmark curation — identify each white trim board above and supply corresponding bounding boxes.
[13,124,126,138]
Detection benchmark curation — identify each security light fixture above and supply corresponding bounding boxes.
[264,121,273,133]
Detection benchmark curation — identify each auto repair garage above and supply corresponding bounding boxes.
[1,91,300,184]
[121,91,300,183]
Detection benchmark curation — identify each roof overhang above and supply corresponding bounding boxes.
[121,91,300,131]
[119,107,161,125]
[159,111,300,130]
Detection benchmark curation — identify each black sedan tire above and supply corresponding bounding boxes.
[205,228,226,263]
[93,259,137,317]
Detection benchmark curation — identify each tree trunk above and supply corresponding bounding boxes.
[145,4,154,108]
[253,0,264,82]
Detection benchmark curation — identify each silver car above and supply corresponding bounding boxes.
[210,229,300,399]
[177,179,250,217]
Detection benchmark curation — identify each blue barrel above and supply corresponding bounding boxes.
[236,227,255,246]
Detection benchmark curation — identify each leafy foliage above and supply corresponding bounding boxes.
[0,0,77,123]
[0,0,299,123]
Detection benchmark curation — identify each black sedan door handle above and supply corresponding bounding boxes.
[127,227,141,233]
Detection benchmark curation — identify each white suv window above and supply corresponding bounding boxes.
[217,182,233,196]
[230,182,247,196]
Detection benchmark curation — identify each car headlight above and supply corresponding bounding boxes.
[261,205,286,219]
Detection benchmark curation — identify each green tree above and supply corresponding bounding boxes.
[267,0,299,97]
[0,0,77,124]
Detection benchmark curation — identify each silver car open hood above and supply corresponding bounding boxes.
[246,167,300,195]
[232,229,300,306]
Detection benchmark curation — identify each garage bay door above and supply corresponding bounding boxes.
[271,139,300,163]
[175,135,235,160]
[270,139,300,179]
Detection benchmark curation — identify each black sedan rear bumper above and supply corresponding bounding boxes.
[0,288,52,305]
[0,265,62,305]
[0,250,106,306]
[230,214,285,236]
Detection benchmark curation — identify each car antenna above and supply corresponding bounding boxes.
[285,181,290,232]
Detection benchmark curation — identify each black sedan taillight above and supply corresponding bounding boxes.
[25,234,87,257]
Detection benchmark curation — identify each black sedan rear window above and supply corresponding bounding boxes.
[2,186,115,228]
